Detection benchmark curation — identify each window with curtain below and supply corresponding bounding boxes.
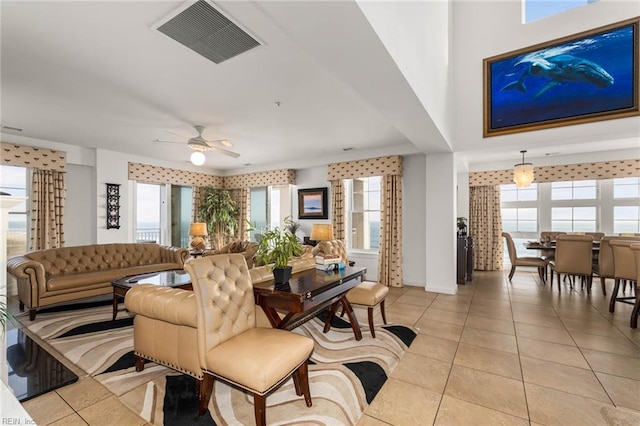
[1,165,29,257]
[345,176,381,251]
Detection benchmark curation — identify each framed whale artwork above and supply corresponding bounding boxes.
[483,17,639,137]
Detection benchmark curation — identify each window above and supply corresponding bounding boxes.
[551,180,596,200]
[136,183,163,244]
[170,185,193,248]
[551,207,597,232]
[614,177,640,199]
[502,208,538,233]
[1,165,29,257]
[346,176,380,251]
[501,183,538,202]
[524,0,596,23]
[614,206,640,234]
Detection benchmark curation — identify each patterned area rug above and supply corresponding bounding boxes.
[18,301,415,425]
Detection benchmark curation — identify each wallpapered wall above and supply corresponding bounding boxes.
[469,159,640,187]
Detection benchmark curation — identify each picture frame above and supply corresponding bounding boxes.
[298,187,328,219]
[483,17,639,137]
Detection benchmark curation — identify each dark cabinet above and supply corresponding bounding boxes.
[457,236,474,284]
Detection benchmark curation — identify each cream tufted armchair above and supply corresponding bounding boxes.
[185,254,314,423]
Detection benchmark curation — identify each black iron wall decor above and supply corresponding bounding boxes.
[106,183,121,229]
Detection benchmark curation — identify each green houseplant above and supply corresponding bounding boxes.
[255,217,303,285]
[197,187,239,250]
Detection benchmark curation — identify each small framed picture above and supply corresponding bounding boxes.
[298,187,328,219]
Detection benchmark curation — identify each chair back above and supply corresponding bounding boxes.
[540,231,566,242]
[598,236,640,277]
[502,232,517,263]
[554,234,593,275]
[313,240,349,264]
[610,239,639,281]
[184,254,256,364]
[631,243,640,283]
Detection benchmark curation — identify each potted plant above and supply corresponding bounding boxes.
[255,217,303,285]
[457,217,468,237]
[197,187,239,250]
[285,219,302,242]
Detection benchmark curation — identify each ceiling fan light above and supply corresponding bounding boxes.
[191,151,206,166]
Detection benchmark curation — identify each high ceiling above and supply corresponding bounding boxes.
[2,1,638,173]
[1,0,451,171]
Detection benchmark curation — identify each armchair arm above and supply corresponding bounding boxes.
[159,246,189,266]
[124,284,197,328]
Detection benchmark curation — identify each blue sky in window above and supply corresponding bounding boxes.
[525,0,595,23]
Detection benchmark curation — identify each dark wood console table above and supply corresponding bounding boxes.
[253,266,367,340]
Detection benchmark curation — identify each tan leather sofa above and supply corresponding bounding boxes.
[7,243,188,320]
[203,240,259,268]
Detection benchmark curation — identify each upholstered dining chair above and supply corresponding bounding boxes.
[593,236,640,296]
[549,234,594,293]
[609,240,638,316]
[502,232,549,282]
[629,243,640,329]
[312,239,389,338]
[185,254,314,425]
[539,231,566,262]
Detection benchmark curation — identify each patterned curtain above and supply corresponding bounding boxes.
[378,175,403,287]
[470,185,503,271]
[30,169,66,250]
[230,188,249,240]
[330,179,345,242]
[192,186,204,222]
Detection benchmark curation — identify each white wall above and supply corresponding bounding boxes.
[65,164,96,246]
[402,154,427,286]
[293,165,332,237]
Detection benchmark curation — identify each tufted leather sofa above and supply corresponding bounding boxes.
[7,243,188,320]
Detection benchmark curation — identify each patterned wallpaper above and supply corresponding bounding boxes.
[469,159,640,187]
[223,169,296,189]
[128,163,224,187]
[327,155,403,180]
[1,142,67,171]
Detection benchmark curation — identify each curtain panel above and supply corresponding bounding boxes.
[30,169,66,250]
[377,175,403,287]
[330,179,345,242]
[470,185,503,271]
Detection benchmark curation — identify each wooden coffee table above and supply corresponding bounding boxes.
[111,269,192,320]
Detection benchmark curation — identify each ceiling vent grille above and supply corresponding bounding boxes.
[157,0,260,64]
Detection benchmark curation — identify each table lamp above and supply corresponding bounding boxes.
[310,224,334,242]
[189,222,208,252]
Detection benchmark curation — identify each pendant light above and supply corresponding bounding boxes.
[513,150,534,188]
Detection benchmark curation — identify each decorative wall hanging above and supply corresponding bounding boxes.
[106,183,121,229]
[483,17,639,137]
[298,187,328,219]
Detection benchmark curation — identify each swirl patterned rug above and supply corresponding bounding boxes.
[19,300,416,425]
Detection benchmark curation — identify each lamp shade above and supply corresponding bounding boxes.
[310,224,334,241]
[513,163,534,188]
[190,151,206,166]
[189,222,208,236]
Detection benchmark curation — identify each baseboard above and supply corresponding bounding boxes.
[402,280,425,287]
[424,283,458,295]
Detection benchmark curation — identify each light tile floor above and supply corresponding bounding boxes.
[11,269,640,425]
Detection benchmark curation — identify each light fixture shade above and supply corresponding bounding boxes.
[513,163,534,188]
[310,224,334,241]
[189,222,208,236]
[190,151,206,166]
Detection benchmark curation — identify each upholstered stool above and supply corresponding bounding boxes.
[344,281,389,338]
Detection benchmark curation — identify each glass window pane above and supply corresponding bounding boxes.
[573,187,596,199]
[519,221,537,232]
[552,188,573,200]
[615,221,639,234]
[574,207,596,220]
[519,208,537,221]
[615,206,639,220]
[574,180,596,187]
[501,190,517,202]
[552,208,572,220]
[574,221,596,232]
[552,221,572,232]
[503,221,518,232]
[501,208,517,221]
[518,188,537,201]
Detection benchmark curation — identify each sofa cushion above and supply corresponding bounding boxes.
[46,263,180,292]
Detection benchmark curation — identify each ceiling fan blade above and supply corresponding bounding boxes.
[166,130,189,139]
[209,138,233,147]
[206,144,240,158]
[152,139,184,144]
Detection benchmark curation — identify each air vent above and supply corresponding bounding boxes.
[157,0,260,64]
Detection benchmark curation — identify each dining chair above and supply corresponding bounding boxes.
[539,231,566,262]
[629,243,640,328]
[609,240,638,316]
[184,254,314,425]
[593,236,640,297]
[502,232,549,282]
[549,234,594,293]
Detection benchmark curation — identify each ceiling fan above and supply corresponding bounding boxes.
[152,125,240,165]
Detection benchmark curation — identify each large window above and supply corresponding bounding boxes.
[551,207,597,232]
[346,176,380,251]
[1,165,29,257]
[614,177,640,199]
[136,183,163,244]
[551,180,596,200]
